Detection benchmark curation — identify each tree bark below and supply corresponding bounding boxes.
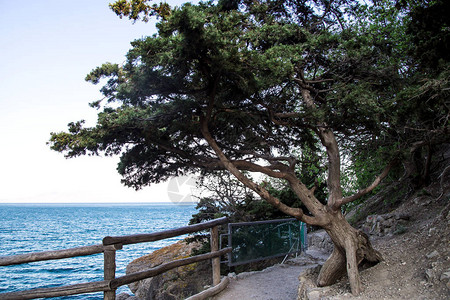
[316,210,383,295]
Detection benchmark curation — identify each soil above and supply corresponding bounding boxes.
[212,179,450,299]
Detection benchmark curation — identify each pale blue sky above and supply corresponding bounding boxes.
[0,0,196,203]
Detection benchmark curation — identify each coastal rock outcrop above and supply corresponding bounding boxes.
[124,239,211,300]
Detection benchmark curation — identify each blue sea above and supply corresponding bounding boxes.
[0,203,197,299]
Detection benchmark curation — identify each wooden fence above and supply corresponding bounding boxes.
[0,217,231,300]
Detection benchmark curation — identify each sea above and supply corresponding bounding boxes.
[0,203,198,299]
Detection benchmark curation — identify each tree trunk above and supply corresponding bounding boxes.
[317,210,383,295]
[200,104,385,296]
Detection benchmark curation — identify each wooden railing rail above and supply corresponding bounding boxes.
[110,248,232,289]
[0,217,230,300]
[0,244,119,267]
[1,280,110,300]
[103,217,229,245]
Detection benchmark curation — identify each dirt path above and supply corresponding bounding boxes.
[212,250,329,300]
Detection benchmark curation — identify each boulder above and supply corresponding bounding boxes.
[117,292,140,300]
[297,265,322,300]
[307,230,333,254]
[297,265,338,300]
[126,240,211,300]
[426,250,440,259]
[440,268,450,289]
[361,213,410,236]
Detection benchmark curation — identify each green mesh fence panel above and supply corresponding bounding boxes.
[227,218,307,266]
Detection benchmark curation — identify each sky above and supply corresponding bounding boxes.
[0,0,197,203]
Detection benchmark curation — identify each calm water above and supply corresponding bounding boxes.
[0,203,197,299]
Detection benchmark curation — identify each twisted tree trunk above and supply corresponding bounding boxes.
[316,210,382,295]
[199,87,392,295]
[201,117,387,295]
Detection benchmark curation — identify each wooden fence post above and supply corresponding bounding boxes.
[104,244,121,300]
[210,225,220,286]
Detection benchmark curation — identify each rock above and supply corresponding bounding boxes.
[361,213,410,236]
[116,292,139,300]
[126,240,211,300]
[383,227,393,235]
[307,230,333,254]
[361,224,371,235]
[439,269,450,289]
[306,289,321,300]
[375,221,384,236]
[297,266,333,300]
[414,195,432,206]
[428,227,436,236]
[297,265,321,300]
[384,218,395,228]
[376,215,385,222]
[425,268,436,282]
[394,213,411,220]
[426,250,439,259]
[366,215,376,224]
[441,271,450,280]
[440,268,450,289]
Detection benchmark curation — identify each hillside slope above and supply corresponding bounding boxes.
[306,189,449,299]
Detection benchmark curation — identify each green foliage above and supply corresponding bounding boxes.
[49,0,449,224]
[341,142,405,213]
[336,0,450,205]
[110,0,172,21]
[405,0,450,73]
[393,224,407,235]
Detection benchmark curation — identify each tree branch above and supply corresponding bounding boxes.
[338,160,397,207]
[299,87,343,210]
[200,115,322,226]
[305,78,334,84]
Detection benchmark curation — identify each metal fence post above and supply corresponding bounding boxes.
[302,222,308,250]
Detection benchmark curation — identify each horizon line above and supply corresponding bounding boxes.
[0,201,198,205]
